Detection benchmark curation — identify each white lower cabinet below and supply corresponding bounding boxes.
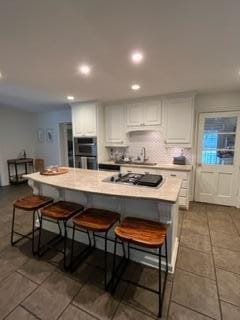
[121,165,191,209]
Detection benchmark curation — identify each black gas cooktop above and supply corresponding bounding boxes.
[104,173,163,188]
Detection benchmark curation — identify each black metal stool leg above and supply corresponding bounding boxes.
[10,206,16,245]
[32,209,37,255]
[70,224,76,270]
[158,246,162,318]
[104,231,109,290]
[37,213,43,257]
[63,220,69,270]
[111,235,118,292]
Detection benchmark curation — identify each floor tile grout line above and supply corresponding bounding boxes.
[1,271,40,320]
[3,303,42,320]
[214,266,240,277]
[207,208,224,320]
[19,303,42,320]
[110,281,131,320]
[219,298,240,310]
[179,242,211,256]
[121,300,158,320]
[229,212,240,237]
[170,300,218,320]
[175,266,216,282]
[179,243,212,255]
[15,270,42,286]
[56,279,87,320]
[69,302,102,320]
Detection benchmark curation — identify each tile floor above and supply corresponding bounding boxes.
[0,185,240,320]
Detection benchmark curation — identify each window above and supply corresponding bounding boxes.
[202,117,237,165]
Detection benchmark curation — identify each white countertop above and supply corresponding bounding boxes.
[100,161,192,172]
[24,168,182,203]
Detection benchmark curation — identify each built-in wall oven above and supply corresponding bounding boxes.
[74,137,97,170]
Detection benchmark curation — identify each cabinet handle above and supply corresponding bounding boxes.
[127,170,132,173]
[170,174,177,177]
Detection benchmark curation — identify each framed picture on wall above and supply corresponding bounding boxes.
[46,128,54,143]
[37,128,45,143]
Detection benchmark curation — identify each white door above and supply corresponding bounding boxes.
[195,112,240,206]
[105,105,126,145]
[143,101,162,126]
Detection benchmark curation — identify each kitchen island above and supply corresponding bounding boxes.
[25,168,182,272]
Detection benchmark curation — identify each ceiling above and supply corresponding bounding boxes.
[0,0,240,112]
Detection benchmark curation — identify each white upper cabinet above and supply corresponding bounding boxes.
[72,103,97,137]
[164,96,194,145]
[126,101,162,130]
[127,103,143,127]
[105,105,127,146]
[144,101,162,126]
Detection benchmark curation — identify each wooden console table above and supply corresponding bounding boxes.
[7,158,34,184]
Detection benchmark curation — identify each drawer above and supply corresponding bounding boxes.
[179,188,187,197]
[158,170,188,181]
[120,166,157,175]
[168,171,188,180]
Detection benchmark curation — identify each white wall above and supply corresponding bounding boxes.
[0,106,36,186]
[34,109,71,167]
[196,91,240,113]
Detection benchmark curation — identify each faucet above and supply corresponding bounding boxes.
[140,147,147,162]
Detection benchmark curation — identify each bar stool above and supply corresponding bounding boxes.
[11,195,53,254]
[111,217,168,318]
[70,208,120,289]
[38,201,84,269]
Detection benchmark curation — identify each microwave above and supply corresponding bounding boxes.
[74,137,97,157]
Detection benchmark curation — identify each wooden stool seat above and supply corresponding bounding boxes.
[115,217,167,248]
[14,195,53,211]
[41,201,84,220]
[73,208,120,232]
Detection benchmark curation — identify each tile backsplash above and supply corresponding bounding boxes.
[107,131,192,164]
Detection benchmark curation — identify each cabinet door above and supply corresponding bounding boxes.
[164,96,193,144]
[105,105,126,145]
[127,103,143,127]
[72,105,85,136]
[72,103,97,137]
[83,104,97,136]
[143,101,162,126]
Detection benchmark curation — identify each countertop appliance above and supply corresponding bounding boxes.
[103,173,163,188]
[74,137,97,170]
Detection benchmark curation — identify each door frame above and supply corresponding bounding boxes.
[194,111,240,207]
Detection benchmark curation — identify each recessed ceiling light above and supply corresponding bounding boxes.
[131,84,141,91]
[131,51,144,64]
[78,64,91,75]
[67,95,75,101]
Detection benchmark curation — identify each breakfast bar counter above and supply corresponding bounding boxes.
[25,168,182,272]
